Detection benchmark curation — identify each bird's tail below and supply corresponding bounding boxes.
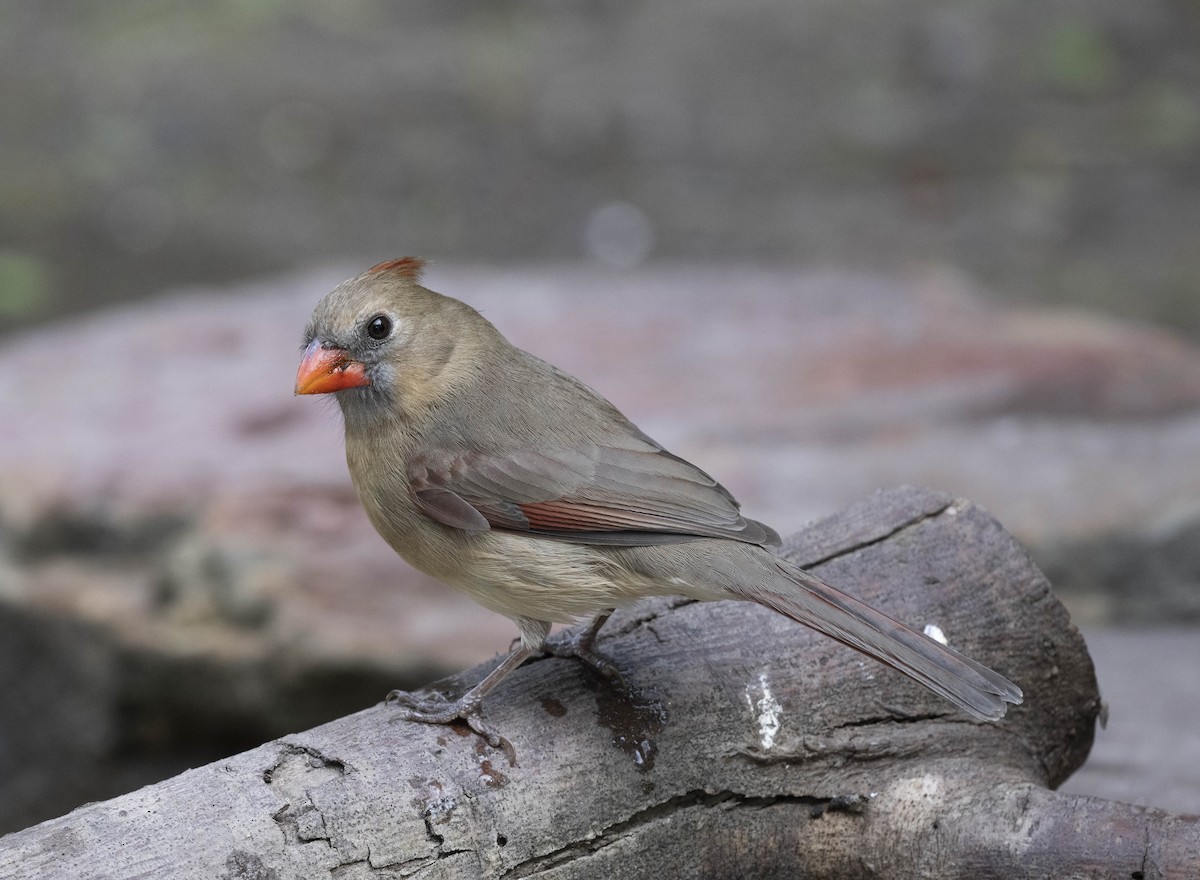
[742,557,1023,720]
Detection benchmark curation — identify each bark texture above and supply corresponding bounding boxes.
[2,487,1195,878]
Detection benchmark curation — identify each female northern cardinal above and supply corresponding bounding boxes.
[296,257,1021,757]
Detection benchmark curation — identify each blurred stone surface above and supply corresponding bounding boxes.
[1061,628,1200,817]
[2,262,1199,831]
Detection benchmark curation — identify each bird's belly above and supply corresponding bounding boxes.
[441,532,639,624]
[354,483,691,625]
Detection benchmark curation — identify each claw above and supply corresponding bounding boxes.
[385,687,518,765]
[464,714,517,766]
[542,612,624,686]
[544,640,625,685]
[381,644,535,766]
[385,688,447,709]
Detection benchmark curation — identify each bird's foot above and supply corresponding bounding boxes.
[386,688,517,766]
[542,617,625,687]
[383,644,532,766]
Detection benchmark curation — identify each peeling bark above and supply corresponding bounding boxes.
[1,487,1195,878]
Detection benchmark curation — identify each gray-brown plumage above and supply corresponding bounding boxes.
[297,257,1022,756]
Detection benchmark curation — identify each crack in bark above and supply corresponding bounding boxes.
[264,745,424,878]
[498,788,867,878]
[609,597,697,639]
[264,742,350,851]
[732,739,916,766]
[328,845,473,879]
[330,849,442,879]
[266,741,352,780]
[417,794,481,870]
[422,797,457,848]
[833,711,950,729]
[329,856,377,879]
[1136,824,1150,880]
[733,719,981,766]
[786,496,956,571]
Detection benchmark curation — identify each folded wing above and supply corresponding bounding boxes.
[409,444,780,547]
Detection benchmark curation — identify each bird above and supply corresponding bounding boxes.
[296,257,1022,760]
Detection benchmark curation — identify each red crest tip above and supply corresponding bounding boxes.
[365,256,425,279]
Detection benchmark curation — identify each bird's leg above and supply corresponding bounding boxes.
[386,644,533,765]
[542,610,624,685]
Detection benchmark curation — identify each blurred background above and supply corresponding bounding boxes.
[2,1,1199,837]
[3,1,1199,336]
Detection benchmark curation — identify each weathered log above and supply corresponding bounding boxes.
[1,486,1195,878]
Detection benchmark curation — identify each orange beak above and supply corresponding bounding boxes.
[295,340,371,395]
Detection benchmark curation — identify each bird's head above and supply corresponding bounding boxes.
[296,257,496,425]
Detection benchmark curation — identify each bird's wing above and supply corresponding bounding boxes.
[408,444,780,547]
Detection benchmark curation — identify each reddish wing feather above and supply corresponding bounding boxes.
[518,500,667,531]
[409,446,780,547]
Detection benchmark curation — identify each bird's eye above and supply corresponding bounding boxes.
[366,315,392,340]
